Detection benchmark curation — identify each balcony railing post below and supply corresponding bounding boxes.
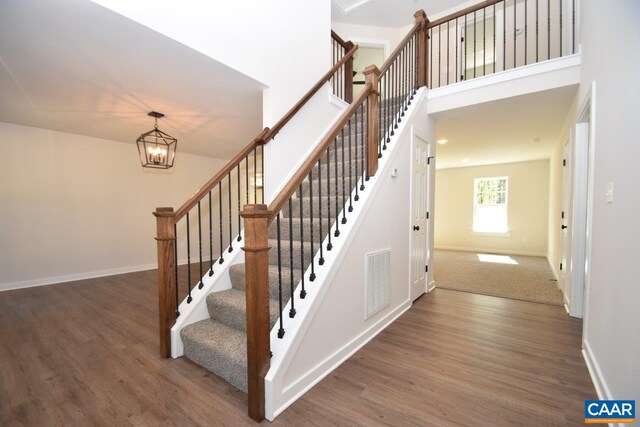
[363,65,381,177]
[241,204,272,422]
[344,41,355,103]
[153,207,176,359]
[414,9,429,88]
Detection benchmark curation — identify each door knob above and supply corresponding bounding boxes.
[561,225,567,229]
[413,225,420,231]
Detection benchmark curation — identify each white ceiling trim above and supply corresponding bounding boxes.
[332,0,374,14]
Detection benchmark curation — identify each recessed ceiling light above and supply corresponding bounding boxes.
[462,158,470,163]
[437,139,448,145]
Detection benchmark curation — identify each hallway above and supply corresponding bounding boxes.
[0,272,595,425]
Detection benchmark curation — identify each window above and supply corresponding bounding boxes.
[473,176,508,233]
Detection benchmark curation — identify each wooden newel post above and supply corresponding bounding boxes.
[414,9,429,88]
[153,207,177,359]
[344,41,355,104]
[241,204,272,422]
[363,65,381,177]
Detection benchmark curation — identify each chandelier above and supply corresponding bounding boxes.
[136,111,177,169]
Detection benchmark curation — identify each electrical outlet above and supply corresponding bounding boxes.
[606,182,614,204]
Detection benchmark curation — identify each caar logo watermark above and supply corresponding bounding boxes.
[584,400,635,424]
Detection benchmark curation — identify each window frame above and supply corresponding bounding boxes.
[472,176,509,234]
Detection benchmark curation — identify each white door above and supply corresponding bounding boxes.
[560,138,572,295]
[411,135,429,300]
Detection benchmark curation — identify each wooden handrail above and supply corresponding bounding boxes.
[267,82,373,221]
[379,21,422,74]
[265,44,358,140]
[331,30,350,50]
[428,0,502,28]
[172,45,358,223]
[173,128,269,222]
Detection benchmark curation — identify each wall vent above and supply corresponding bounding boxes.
[365,249,391,319]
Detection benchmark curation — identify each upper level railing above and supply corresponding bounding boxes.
[240,11,428,421]
[427,0,577,88]
[331,30,355,102]
[154,43,358,361]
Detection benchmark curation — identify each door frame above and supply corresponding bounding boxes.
[408,126,433,300]
[567,82,595,320]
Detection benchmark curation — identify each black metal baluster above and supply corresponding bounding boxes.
[208,191,214,275]
[436,25,441,87]
[228,173,233,253]
[288,200,296,318]
[483,8,486,76]
[447,21,450,85]
[218,184,224,264]
[456,20,459,82]
[395,59,401,126]
[493,6,497,73]
[547,0,551,60]
[317,159,325,265]
[348,114,354,212]
[197,202,203,289]
[354,104,360,202]
[360,101,366,190]
[365,97,370,182]
[387,70,393,139]
[298,189,306,298]
[253,147,257,203]
[430,27,433,87]
[465,14,468,79]
[276,213,284,338]
[237,165,241,242]
[326,147,333,251]
[379,83,385,153]
[572,0,575,54]
[308,171,316,281]
[514,0,517,68]
[245,156,249,206]
[503,2,507,71]
[559,0,563,57]
[473,11,477,78]
[402,47,407,112]
[333,138,340,237]
[341,127,348,223]
[174,224,179,316]
[261,145,265,204]
[525,0,528,65]
[186,212,192,303]
[536,0,539,62]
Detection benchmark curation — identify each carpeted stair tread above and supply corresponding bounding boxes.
[229,263,301,301]
[181,319,248,392]
[206,289,280,332]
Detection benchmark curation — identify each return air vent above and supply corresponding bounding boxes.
[365,249,391,319]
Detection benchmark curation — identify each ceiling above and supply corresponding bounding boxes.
[332,0,472,28]
[432,85,578,169]
[0,0,264,160]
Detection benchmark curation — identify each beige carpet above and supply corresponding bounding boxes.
[434,249,564,306]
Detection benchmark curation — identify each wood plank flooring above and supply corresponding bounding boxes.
[0,271,595,426]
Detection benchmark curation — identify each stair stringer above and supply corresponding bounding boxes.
[170,238,244,358]
[264,88,432,420]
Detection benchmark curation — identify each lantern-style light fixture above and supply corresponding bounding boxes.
[136,111,177,169]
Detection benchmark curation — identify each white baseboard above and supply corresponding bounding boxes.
[582,339,612,402]
[269,301,411,420]
[435,245,547,257]
[427,280,436,292]
[0,263,158,292]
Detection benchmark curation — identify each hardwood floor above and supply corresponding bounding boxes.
[0,272,595,426]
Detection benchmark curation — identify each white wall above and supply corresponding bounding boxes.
[90,0,331,125]
[435,160,550,256]
[0,122,226,289]
[576,0,640,403]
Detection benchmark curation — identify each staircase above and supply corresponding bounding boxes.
[180,112,386,392]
